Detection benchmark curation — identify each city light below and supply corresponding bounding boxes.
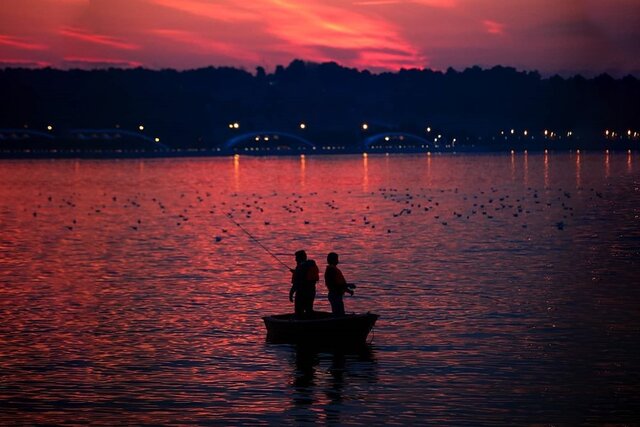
[47,125,53,131]
[524,130,528,136]
[362,123,369,130]
[510,129,515,134]
[139,125,144,131]
[233,122,240,129]
[544,130,548,136]
[628,130,632,136]
[384,136,390,141]
[299,123,306,129]
[154,137,160,143]
[605,130,610,136]
[426,127,431,132]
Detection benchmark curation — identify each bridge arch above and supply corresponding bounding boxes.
[70,129,169,149]
[224,131,315,152]
[0,129,55,140]
[363,132,432,150]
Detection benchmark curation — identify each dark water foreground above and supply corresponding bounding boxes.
[0,153,638,424]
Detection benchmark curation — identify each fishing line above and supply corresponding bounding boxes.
[224,213,292,271]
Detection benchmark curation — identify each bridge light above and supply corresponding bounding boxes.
[264,136,269,141]
[154,137,160,143]
[510,129,515,135]
[523,130,528,136]
[233,122,240,129]
[138,125,144,131]
[362,123,368,130]
[426,127,431,133]
[544,129,549,136]
[47,125,53,131]
[384,136,390,141]
[299,123,306,129]
[628,129,632,136]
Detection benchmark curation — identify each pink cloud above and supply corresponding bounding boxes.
[261,0,426,69]
[62,56,143,68]
[0,35,47,51]
[149,29,261,63]
[147,0,425,70]
[0,58,51,68]
[354,0,456,7]
[483,20,505,35]
[59,27,140,50]
[148,0,259,23]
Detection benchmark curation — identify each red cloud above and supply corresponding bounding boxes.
[59,27,140,50]
[0,35,47,51]
[483,20,505,35]
[0,58,51,68]
[62,56,143,68]
[150,29,261,63]
[149,0,259,23]
[355,0,456,7]
[261,0,426,69]
[149,0,425,70]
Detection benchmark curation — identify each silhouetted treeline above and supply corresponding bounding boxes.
[1,60,638,151]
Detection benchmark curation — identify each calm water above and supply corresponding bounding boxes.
[1,153,639,425]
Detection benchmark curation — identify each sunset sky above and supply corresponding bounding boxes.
[1,0,639,76]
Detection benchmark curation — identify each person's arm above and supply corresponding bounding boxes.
[289,270,297,302]
[337,269,353,295]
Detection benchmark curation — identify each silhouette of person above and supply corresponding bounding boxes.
[324,252,354,316]
[289,250,319,317]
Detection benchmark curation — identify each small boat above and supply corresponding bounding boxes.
[263,311,379,345]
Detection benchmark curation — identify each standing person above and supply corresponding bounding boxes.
[324,252,354,316]
[289,250,319,318]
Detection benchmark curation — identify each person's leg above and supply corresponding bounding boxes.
[335,296,345,316]
[294,295,304,317]
[328,293,344,315]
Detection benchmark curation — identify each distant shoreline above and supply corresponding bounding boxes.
[0,147,635,160]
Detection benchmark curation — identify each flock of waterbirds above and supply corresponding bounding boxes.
[24,184,609,239]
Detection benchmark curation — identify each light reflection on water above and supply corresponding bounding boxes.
[0,153,639,424]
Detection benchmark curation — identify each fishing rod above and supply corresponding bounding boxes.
[223,213,293,271]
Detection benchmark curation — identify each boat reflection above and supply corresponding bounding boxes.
[272,343,377,424]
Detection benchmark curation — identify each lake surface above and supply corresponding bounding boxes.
[1,153,639,425]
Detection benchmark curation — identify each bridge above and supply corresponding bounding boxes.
[0,129,55,140]
[224,131,316,153]
[363,132,432,151]
[70,129,169,150]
